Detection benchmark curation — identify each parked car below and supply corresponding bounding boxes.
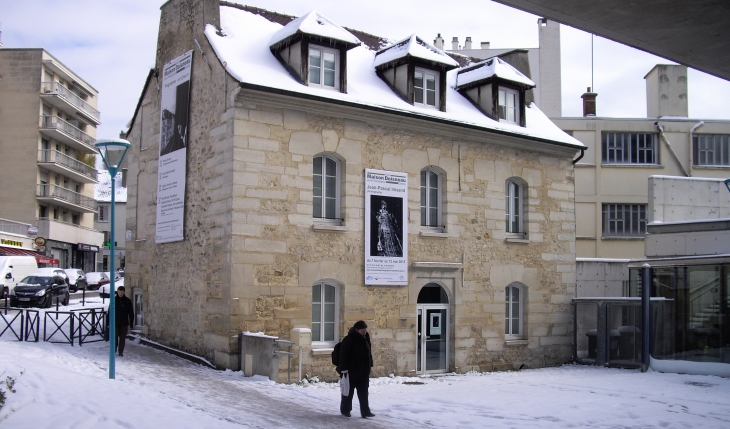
[99,274,123,298]
[105,271,121,281]
[9,273,70,308]
[85,272,110,291]
[63,269,87,292]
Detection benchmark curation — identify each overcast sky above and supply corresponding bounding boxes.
[3,0,729,140]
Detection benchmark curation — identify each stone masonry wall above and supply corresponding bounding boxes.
[126,0,578,377]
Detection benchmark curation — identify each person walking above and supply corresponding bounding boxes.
[113,285,134,357]
[338,320,375,418]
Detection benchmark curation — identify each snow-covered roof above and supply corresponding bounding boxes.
[269,10,360,47]
[373,34,459,69]
[456,57,535,88]
[205,6,584,149]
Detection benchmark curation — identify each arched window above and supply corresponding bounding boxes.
[312,281,338,343]
[420,167,443,230]
[313,154,341,224]
[505,177,526,237]
[505,283,524,339]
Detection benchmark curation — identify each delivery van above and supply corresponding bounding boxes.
[0,256,39,298]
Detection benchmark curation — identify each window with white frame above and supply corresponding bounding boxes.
[693,134,730,166]
[602,132,657,164]
[602,203,647,237]
[414,68,438,108]
[308,46,338,89]
[498,87,519,123]
[312,282,337,343]
[313,154,341,223]
[505,283,523,339]
[420,168,442,229]
[505,178,525,237]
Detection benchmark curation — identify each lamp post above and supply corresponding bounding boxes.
[95,139,130,380]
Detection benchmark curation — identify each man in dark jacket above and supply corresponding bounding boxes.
[337,320,375,418]
[113,286,135,357]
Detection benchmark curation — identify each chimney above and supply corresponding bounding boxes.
[644,64,688,118]
[464,37,472,50]
[481,41,490,49]
[433,33,444,50]
[581,87,597,117]
[451,37,459,50]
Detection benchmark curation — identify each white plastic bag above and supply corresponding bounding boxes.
[340,373,350,396]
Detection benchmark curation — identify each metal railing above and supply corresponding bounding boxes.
[41,82,100,122]
[0,305,105,345]
[0,217,32,236]
[37,183,97,211]
[274,339,297,384]
[39,115,96,150]
[37,217,99,233]
[38,150,98,181]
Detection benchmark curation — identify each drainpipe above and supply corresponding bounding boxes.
[655,122,690,177]
[688,121,704,177]
[572,148,585,165]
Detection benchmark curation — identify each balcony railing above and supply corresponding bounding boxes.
[38,150,98,181]
[41,82,101,123]
[37,184,96,212]
[39,115,96,151]
[0,217,32,236]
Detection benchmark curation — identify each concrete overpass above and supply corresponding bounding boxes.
[493,0,730,81]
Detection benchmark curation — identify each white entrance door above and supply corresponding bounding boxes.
[417,304,449,373]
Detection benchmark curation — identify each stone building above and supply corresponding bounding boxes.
[124,0,584,380]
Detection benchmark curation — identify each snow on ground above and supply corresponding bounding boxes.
[1,315,730,428]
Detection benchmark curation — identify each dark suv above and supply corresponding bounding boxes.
[10,274,70,308]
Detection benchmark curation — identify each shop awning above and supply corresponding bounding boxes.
[0,246,59,265]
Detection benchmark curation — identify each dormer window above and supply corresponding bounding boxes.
[498,87,519,123]
[373,34,458,112]
[414,68,438,108]
[455,57,535,127]
[269,11,360,93]
[309,46,338,89]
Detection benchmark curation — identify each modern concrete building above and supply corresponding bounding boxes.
[438,17,562,118]
[123,0,584,379]
[93,169,127,272]
[0,48,103,271]
[552,65,730,261]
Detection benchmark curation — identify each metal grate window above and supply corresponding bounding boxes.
[602,132,657,164]
[602,204,647,237]
[693,134,730,166]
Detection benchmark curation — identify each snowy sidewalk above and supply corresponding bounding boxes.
[2,335,730,428]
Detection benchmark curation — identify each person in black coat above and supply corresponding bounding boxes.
[337,320,375,418]
[113,286,135,357]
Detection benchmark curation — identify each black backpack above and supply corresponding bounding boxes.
[331,341,342,366]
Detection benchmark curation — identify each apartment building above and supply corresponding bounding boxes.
[0,48,103,272]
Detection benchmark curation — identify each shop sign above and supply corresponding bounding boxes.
[27,226,38,236]
[77,243,100,252]
[34,237,46,246]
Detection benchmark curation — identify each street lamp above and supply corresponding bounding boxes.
[95,138,130,380]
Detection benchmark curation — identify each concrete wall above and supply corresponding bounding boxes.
[649,176,730,223]
[126,0,580,379]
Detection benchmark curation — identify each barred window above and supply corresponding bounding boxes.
[693,134,730,166]
[602,132,657,164]
[602,204,647,237]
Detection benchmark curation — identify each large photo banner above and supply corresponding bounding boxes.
[156,50,192,244]
[364,169,408,286]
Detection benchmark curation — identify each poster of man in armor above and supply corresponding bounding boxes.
[369,196,403,257]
